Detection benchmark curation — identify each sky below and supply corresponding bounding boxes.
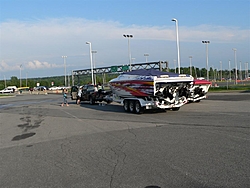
[0,0,249,79]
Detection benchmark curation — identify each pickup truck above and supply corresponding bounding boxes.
[71,84,112,105]
[0,86,17,93]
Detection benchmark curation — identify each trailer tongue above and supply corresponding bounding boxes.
[109,69,194,114]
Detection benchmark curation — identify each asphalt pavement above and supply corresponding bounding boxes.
[0,92,249,188]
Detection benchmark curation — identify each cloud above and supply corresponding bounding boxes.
[1,18,248,44]
[0,17,249,78]
[27,60,61,70]
[179,25,249,42]
[0,60,60,72]
[0,60,19,71]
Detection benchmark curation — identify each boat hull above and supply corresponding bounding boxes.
[187,79,212,102]
[109,80,154,98]
[109,69,193,100]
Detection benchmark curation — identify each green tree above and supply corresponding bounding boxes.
[10,76,19,86]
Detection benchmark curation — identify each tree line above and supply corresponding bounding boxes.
[0,67,249,90]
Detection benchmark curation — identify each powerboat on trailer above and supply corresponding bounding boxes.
[109,69,194,113]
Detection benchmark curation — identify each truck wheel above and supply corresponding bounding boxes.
[129,100,135,112]
[123,100,129,112]
[135,100,144,114]
[89,96,95,105]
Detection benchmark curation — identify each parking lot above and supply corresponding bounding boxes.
[0,92,250,188]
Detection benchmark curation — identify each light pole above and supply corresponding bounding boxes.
[172,18,180,74]
[220,61,222,81]
[232,48,237,84]
[174,59,176,73]
[131,58,135,63]
[144,53,149,63]
[246,62,250,79]
[68,72,70,87]
[4,75,6,88]
[26,72,28,87]
[123,34,133,71]
[194,65,197,78]
[62,56,67,86]
[189,56,192,76]
[86,42,94,85]
[240,61,242,81]
[245,62,249,79]
[202,40,210,81]
[19,64,22,87]
[212,65,215,81]
[228,60,231,81]
[92,50,97,85]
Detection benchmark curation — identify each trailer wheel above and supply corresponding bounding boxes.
[89,96,95,105]
[123,100,129,112]
[129,100,135,112]
[172,107,180,111]
[135,100,144,114]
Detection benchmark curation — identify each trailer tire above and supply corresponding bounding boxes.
[172,107,180,111]
[129,100,135,112]
[123,100,129,112]
[135,100,144,114]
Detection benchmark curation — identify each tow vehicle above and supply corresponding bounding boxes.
[71,84,112,104]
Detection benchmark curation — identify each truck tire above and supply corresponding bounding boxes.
[135,100,144,114]
[89,96,95,105]
[123,100,129,112]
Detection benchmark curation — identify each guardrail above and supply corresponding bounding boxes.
[20,90,64,95]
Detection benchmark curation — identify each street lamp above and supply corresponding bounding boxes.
[26,72,28,87]
[172,18,181,74]
[92,50,97,85]
[232,48,237,84]
[4,75,6,88]
[220,61,222,81]
[144,53,149,63]
[123,34,133,71]
[228,60,231,81]
[202,40,210,80]
[194,65,197,78]
[212,65,215,81]
[68,72,70,87]
[239,61,242,81]
[86,42,94,85]
[189,56,192,76]
[62,56,67,86]
[19,64,22,87]
[174,59,176,73]
[245,62,249,79]
[131,58,135,63]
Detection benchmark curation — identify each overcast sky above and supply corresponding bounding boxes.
[0,0,249,79]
